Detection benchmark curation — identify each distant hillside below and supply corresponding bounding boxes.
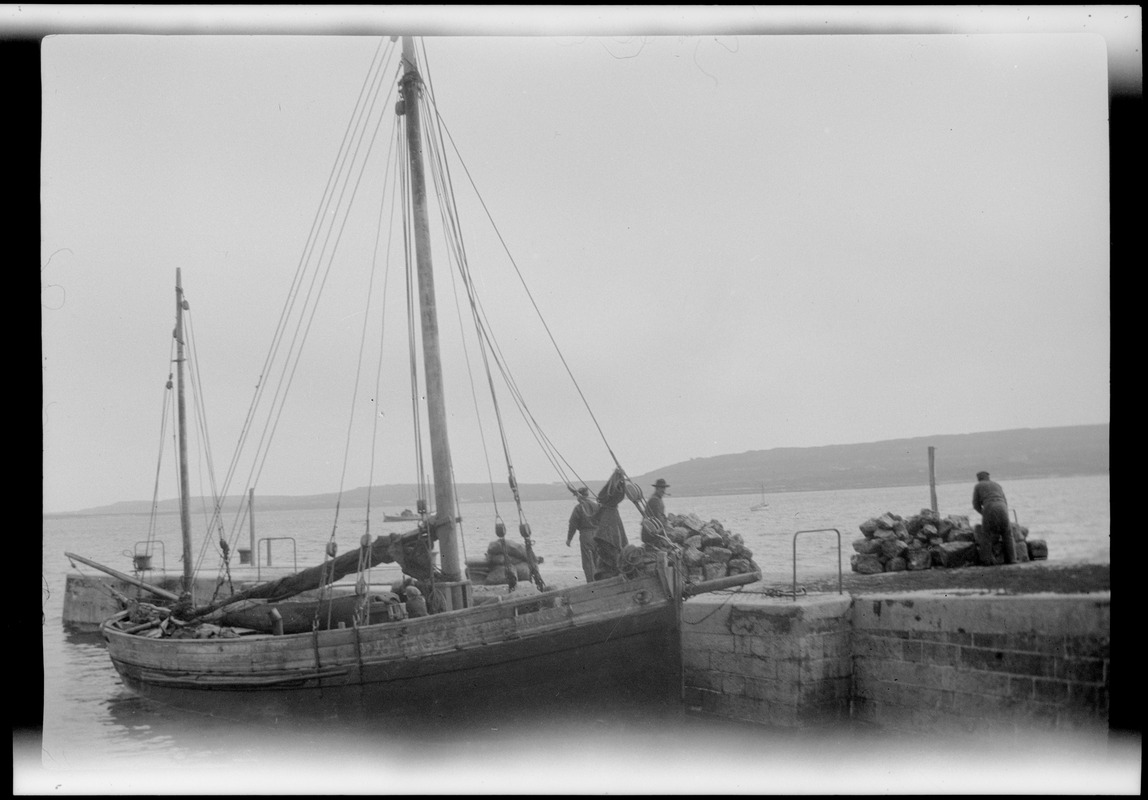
[627,424,1108,497]
[54,424,1107,516]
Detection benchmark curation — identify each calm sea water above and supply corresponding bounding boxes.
[28,475,1123,794]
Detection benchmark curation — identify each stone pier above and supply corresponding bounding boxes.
[680,590,1110,738]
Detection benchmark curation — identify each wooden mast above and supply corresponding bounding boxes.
[400,37,467,603]
[174,269,195,600]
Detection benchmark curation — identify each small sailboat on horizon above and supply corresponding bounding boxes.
[750,482,770,511]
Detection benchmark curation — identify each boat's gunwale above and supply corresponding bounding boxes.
[101,569,672,648]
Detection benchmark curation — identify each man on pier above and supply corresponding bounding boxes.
[972,471,1015,565]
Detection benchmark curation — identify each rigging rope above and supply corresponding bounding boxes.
[424,98,624,472]
[415,58,603,497]
[398,125,430,516]
[416,61,547,592]
[211,40,401,572]
[145,356,176,564]
[363,115,403,534]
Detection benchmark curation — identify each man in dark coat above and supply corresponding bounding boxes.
[647,479,670,526]
[592,468,630,580]
[567,487,600,582]
[972,470,1014,565]
[641,478,671,545]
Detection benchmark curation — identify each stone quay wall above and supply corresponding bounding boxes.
[680,591,1110,738]
[851,594,1110,736]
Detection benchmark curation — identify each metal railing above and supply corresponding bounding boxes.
[132,540,165,572]
[792,528,842,600]
[256,537,298,579]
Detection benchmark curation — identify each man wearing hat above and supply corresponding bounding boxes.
[567,486,600,583]
[972,471,1014,565]
[648,479,670,527]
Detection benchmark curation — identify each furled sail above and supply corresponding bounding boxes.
[187,528,435,618]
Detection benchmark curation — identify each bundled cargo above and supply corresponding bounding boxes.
[664,512,761,584]
[851,508,1048,574]
[481,538,535,586]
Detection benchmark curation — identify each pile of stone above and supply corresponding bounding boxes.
[664,512,760,583]
[850,508,1049,574]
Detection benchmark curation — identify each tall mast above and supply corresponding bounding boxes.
[174,268,195,600]
[400,37,465,592]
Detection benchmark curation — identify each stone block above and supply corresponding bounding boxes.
[709,650,751,677]
[946,514,971,530]
[728,604,799,637]
[851,553,884,574]
[949,528,976,543]
[1055,656,1105,684]
[852,633,902,662]
[721,672,748,697]
[704,546,733,563]
[884,556,907,572]
[1027,539,1048,560]
[681,648,711,671]
[682,667,721,691]
[680,597,734,630]
[905,549,932,570]
[1032,677,1070,703]
[875,512,899,530]
[711,690,772,724]
[726,558,755,575]
[879,538,909,561]
[960,646,1055,678]
[931,540,977,568]
[744,676,790,704]
[680,630,738,654]
[702,562,728,581]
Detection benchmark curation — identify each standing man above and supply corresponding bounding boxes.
[647,479,670,526]
[567,486,600,582]
[972,470,1015,565]
[593,468,630,580]
[641,478,672,546]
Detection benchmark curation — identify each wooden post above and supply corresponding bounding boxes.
[928,446,939,515]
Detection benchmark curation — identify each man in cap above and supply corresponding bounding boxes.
[972,470,1015,565]
[567,486,600,582]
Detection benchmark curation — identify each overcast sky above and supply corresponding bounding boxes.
[39,8,1125,514]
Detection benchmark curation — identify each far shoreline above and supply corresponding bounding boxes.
[44,471,1109,519]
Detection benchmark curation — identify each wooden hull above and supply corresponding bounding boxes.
[102,569,683,718]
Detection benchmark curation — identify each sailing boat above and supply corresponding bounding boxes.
[99,38,758,715]
[750,483,770,511]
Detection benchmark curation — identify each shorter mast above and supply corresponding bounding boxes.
[174,269,195,600]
